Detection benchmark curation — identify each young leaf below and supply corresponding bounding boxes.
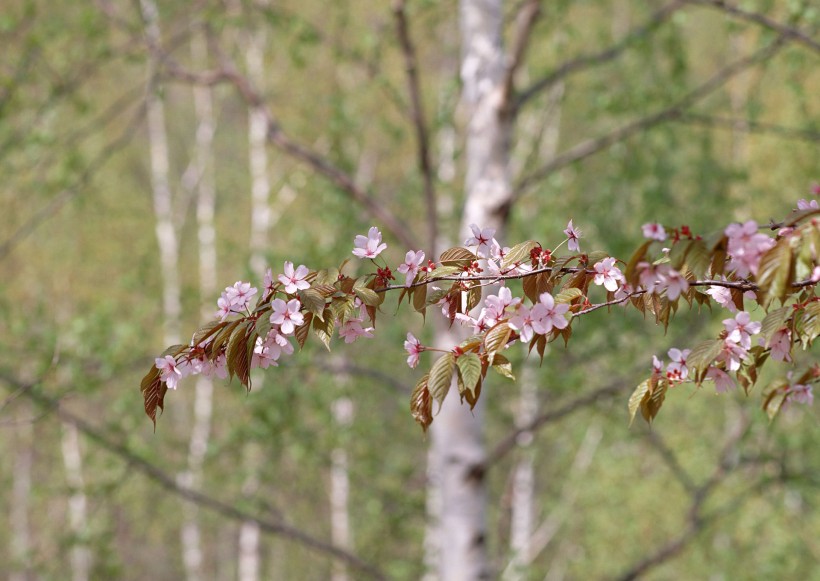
[141,366,165,429]
[686,339,724,382]
[456,353,482,396]
[294,312,313,350]
[300,288,327,320]
[641,378,668,423]
[410,374,433,432]
[353,287,380,307]
[313,310,335,351]
[628,378,651,427]
[439,247,476,265]
[484,322,511,365]
[760,306,791,345]
[491,353,515,380]
[428,353,456,406]
[625,240,653,286]
[413,283,427,314]
[554,287,583,304]
[756,239,794,305]
[502,240,539,269]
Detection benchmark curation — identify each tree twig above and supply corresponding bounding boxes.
[0,371,388,581]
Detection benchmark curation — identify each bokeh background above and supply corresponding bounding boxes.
[1,0,819,579]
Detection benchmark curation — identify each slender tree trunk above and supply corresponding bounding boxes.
[140,0,181,347]
[10,402,33,581]
[179,29,218,581]
[330,392,354,581]
[61,421,92,581]
[238,22,274,580]
[428,1,510,579]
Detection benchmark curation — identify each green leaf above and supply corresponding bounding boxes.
[439,247,475,265]
[255,314,271,340]
[353,287,380,307]
[410,374,433,431]
[491,353,515,380]
[313,310,335,351]
[413,283,427,314]
[554,287,583,304]
[756,238,794,304]
[191,321,227,347]
[300,288,327,320]
[686,339,724,382]
[456,353,482,396]
[628,378,651,427]
[762,379,790,421]
[484,322,511,365]
[760,306,791,345]
[798,302,820,347]
[641,378,668,423]
[314,268,340,285]
[502,240,539,269]
[428,353,455,406]
[427,265,462,278]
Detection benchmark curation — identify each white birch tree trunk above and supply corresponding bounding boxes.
[140,0,181,347]
[10,403,33,581]
[330,393,354,581]
[178,30,218,581]
[428,1,510,579]
[61,421,92,581]
[238,23,271,581]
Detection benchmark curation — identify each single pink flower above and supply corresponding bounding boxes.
[564,219,582,252]
[352,227,387,259]
[465,224,496,258]
[397,250,426,287]
[155,355,183,389]
[278,261,310,294]
[593,257,624,292]
[642,223,667,241]
[404,332,423,368]
[270,298,304,335]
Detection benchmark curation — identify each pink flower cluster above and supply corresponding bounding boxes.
[636,262,689,300]
[217,282,258,320]
[725,220,775,278]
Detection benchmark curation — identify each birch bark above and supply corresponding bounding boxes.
[428,1,510,578]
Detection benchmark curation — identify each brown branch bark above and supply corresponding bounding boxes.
[393,0,438,256]
[0,373,387,580]
[674,112,820,143]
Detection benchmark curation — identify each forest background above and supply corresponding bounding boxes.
[1,0,819,579]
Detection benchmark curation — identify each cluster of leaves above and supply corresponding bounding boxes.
[143,204,820,432]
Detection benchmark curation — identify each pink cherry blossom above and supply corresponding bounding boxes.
[278,261,310,294]
[705,279,737,312]
[768,328,792,362]
[397,250,426,287]
[270,298,305,335]
[797,198,819,210]
[465,224,496,258]
[723,311,761,350]
[716,339,748,372]
[201,353,229,380]
[155,355,183,389]
[652,355,664,374]
[725,220,775,277]
[352,226,387,259]
[564,220,582,252]
[217,281,258,319]
[642,223,667,241]
[404,332,423,368]
[787,383,814,406]
[593,257,624,292]
[263,268,276,299]
[706,367,736,393]
[338,319,375,343]
[455,310,492,334]
[665,348,691,382]
[484,287,520,321]
[509,305,536,343]
[661,266,689,300]
[531,292,569,335]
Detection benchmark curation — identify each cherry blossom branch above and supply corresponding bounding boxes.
[0,371,388,580]
[513,32,789,199]
[393,0,438,255]
[684,0,820,55]
[515,0,686,111]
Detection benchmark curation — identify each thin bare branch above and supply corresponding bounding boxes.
[159,59,419,251]
[674,112,820,143]
[393,0,438,255]
[0,372,387,581]
[685,0,820,55]
[477,380,626,474]
[513,33,788,199]
[515,0,686,110]
[500,0,541,114]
